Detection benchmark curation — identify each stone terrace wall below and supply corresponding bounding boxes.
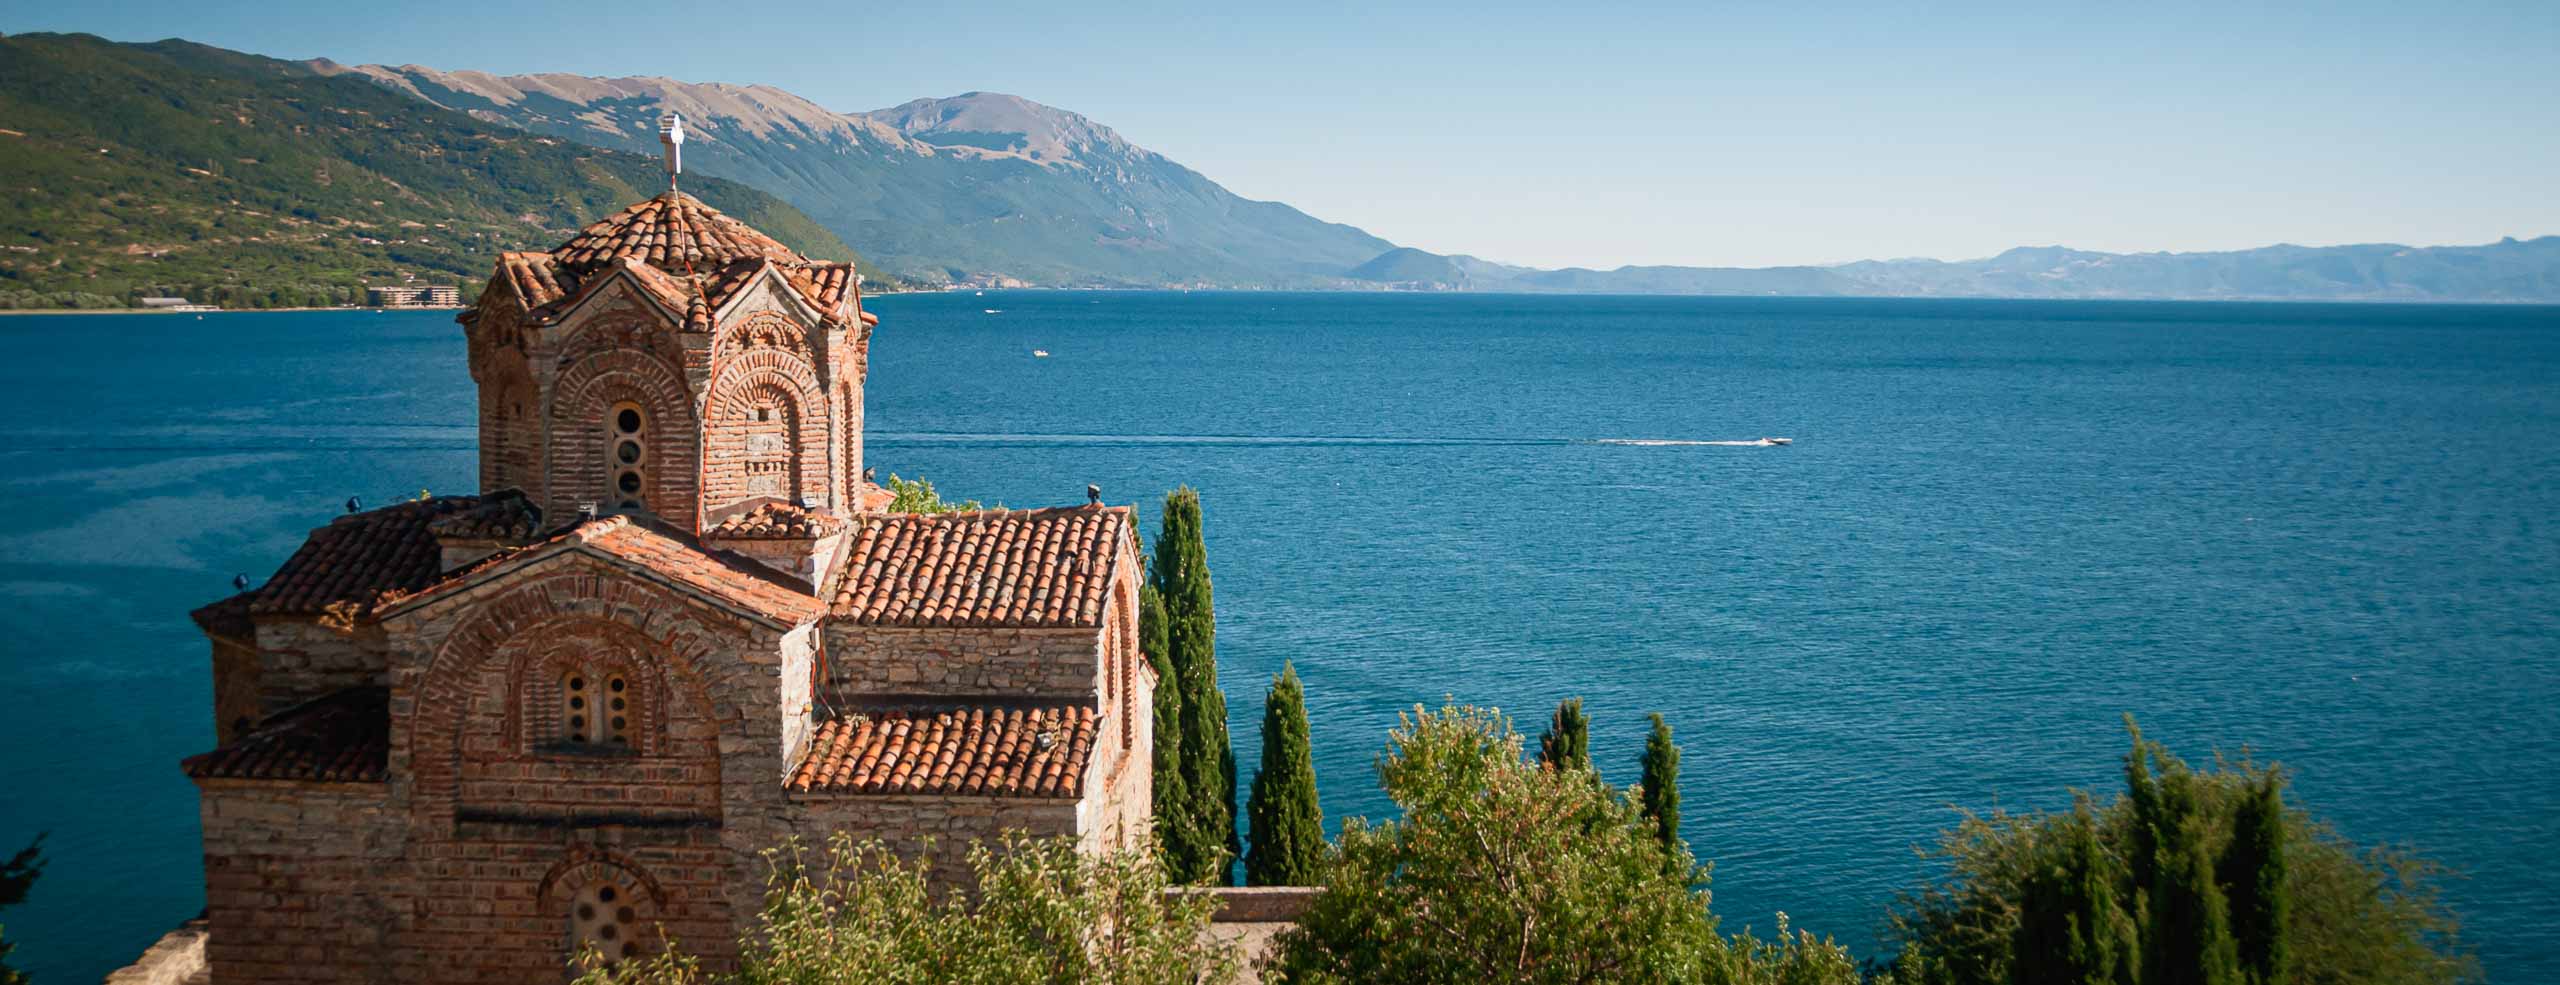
[197,780,402,984]
[820,625,1102,701]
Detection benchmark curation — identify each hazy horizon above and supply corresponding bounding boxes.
[3,0,2553,270]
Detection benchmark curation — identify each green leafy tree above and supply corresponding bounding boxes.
[1886,721,2474,985]
[1153,487,1235,884]
[1271,703,1730,985]
[1246,663,1325,886]
[882,473,983,514]
[1140,581,1189,875]
[0,835,42,985]
[575,833,1236,985]
[2219,774,2290,985]
[2008,802,2135,985]
[1638,713,1684,871]
[1537,697,1590,773]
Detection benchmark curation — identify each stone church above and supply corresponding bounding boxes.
[180,186,1153,982]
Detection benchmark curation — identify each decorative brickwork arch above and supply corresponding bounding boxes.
[704,346,828,514]
[506,620,678,755]
[549,348,698,521]
[539,850,667,968]
[406,565,763,827]
[715,309,810,359]
[558,307,686,373]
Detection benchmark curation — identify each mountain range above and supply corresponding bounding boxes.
[317,63,1392,289]
[0,33,860,310]
[3,33,2554,306]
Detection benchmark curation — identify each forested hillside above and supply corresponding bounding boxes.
[0,33,867,310]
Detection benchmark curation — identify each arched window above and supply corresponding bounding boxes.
[555,665,640,747]
[609,401,648,512]
[567,870,645,968]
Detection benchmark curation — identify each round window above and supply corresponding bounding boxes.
[616,440,643,465]
[615,408,642,434]
[617,471,643,495]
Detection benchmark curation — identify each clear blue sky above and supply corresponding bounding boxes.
[5,0,2555,268]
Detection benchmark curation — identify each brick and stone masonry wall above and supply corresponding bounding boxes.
[772,795,1081,884]
[821,626,1107,700]
[246,619,388,720]
[371,556,809,979]
[196,780,403,984]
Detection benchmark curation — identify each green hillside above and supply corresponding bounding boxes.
[0,33,871,310]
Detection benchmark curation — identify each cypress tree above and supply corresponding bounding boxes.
[2218,773,2290,985]
[1245,663,1324,886]
[1140,580,1192,875]
[2012,803,2135,985]
[1538,697,1590,772]
[2142,756,2241,985]
[1637,713,1683,870]
[1155,488,1236,883]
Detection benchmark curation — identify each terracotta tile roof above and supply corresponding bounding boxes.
[190,591,255,641]
[582,518,825,623]
[787,703,1097,798]
[829,505,1133,628]
[381,516,823,627]
[552,192,805,275]
[497,251,571,308]
[249,496,487,620]
[182,687,388,783]
[704,502,846,539]
[784,263,859,311]
[426,488,542,541]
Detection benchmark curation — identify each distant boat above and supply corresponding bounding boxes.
[1762,437,1792,446]
[1033,349,1051,358]
[975,291,985,296]
[984,308,1002,314]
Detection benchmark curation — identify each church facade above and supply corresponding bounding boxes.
[182,192,1152,982]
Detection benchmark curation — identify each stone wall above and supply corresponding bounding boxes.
[208,637,261,743]
[196,780,402,984]
[773,794,1081,884]
[247,619,387,721]
[820,625,1104,700]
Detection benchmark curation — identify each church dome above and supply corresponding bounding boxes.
[551,192,806,274]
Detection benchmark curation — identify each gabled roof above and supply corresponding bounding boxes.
[829,505,1133,628]
[704,502,846,540]
[183,686,389,783]
[378,515,823,628]
[787,702,1097,798]
[246,495,487,620]
[553,192,805,274]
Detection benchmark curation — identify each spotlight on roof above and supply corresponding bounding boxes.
[345,496,362,514]
[1086,484,1102,506]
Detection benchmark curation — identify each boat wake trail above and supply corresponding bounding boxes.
[1586,437,1793,447]
[869,432,1792,449]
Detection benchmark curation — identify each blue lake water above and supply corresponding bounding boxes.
[1,293,2555,981]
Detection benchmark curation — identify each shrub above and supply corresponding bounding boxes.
[1274,703,1746,985]
[576,833,1237,985]
[1883,725,2476,985]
